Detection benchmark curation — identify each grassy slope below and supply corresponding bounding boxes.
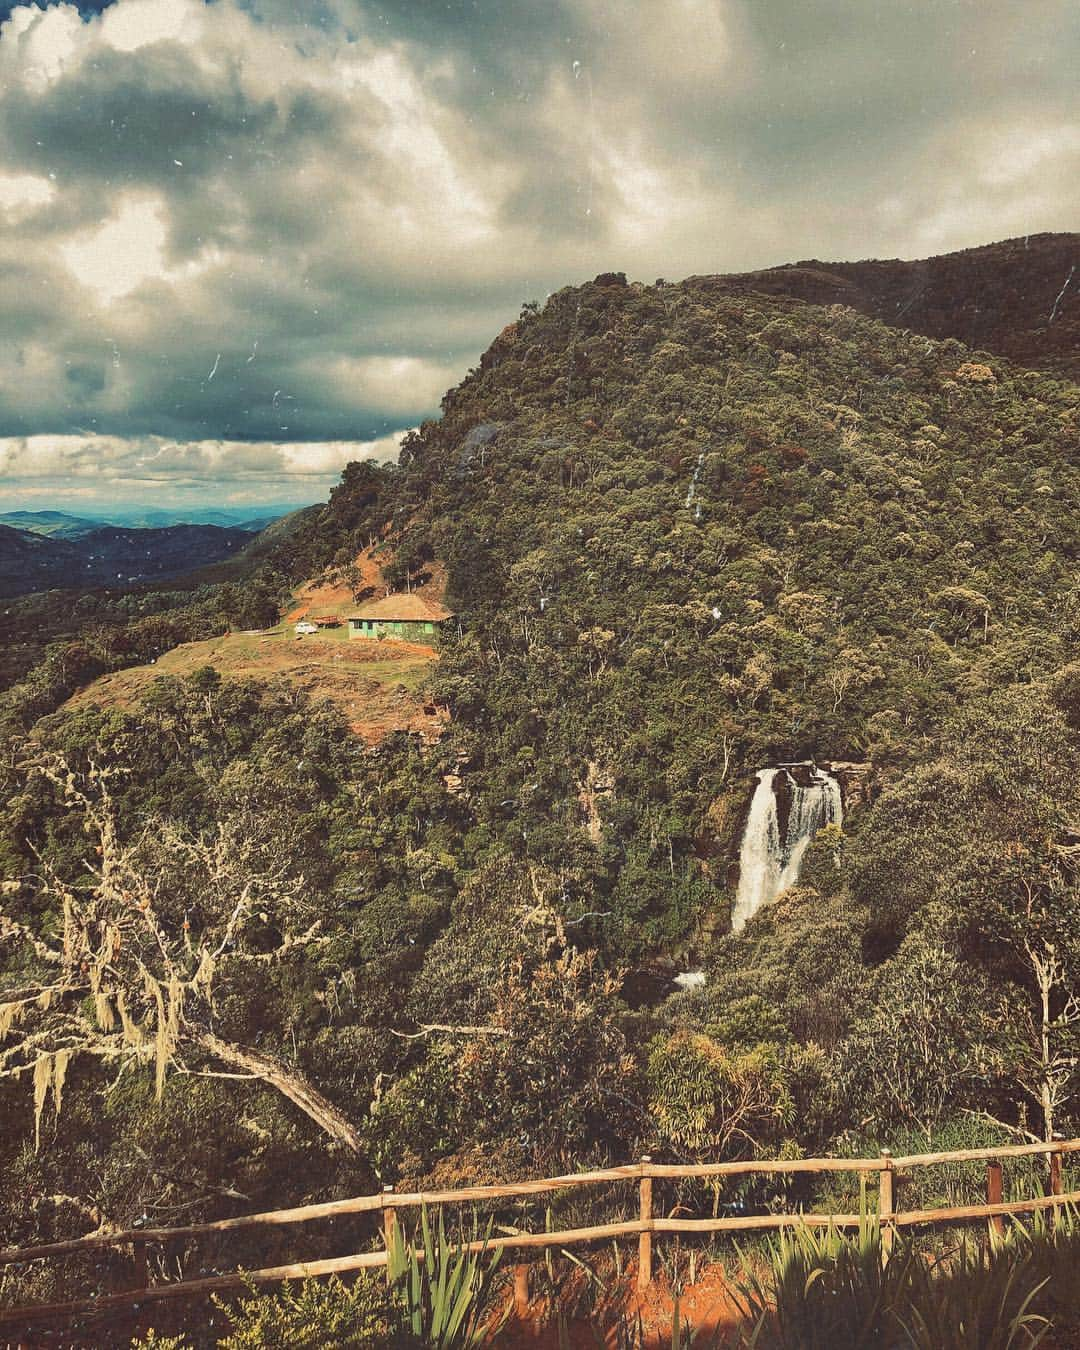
[62,624,442,744]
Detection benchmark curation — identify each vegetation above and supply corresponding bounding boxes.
[387,1207,505,1347]
[2,255,1080,1340]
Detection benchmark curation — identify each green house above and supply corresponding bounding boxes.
[347,593,453,642]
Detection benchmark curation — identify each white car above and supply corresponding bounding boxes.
[295,621,318,635]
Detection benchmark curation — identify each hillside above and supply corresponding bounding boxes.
[703,232,1080,383]
[301,269,1079,865]
[3,245,1080,1336]
[63,626,444,744]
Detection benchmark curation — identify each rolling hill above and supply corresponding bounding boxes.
[0,521,255,598]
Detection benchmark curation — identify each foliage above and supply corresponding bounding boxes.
[646,1030,793,1159]
[731,1220,1051,1350]
[3,268,1080,1336]
[213,1275,412,1349]
[387,1205,505,1348]
[831,937,1001,1142]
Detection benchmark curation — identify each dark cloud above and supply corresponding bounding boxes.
[0,0,114,19]
[0,0,1077,507]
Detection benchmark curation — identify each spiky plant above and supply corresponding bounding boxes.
[897,1236,1049,1350]
[387,1205,506,1348]
[730,1214,912,1350]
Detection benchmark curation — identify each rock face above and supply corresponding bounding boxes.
[821,761,875,811]
[578,759,616,843]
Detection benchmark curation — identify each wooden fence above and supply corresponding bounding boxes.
[1,1138,1079,1330]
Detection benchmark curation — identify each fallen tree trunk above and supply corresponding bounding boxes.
[193,1028,366,1156]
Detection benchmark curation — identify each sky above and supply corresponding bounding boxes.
[0,0,1077,510]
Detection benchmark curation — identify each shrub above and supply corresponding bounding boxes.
[212,1274,413,1349]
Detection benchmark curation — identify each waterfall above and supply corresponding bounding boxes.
[731,765,842,932]
[684,450,705,509]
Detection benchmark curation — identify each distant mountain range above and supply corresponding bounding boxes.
[0,522,260,599]
[0,505,309,539]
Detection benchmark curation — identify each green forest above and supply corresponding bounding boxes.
[2,268,1080,1343]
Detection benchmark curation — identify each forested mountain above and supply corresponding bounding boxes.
[2,243,1080,1335]
[706,231,1080,384]
[0,511,104,539]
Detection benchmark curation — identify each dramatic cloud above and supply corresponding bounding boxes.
[0,429,407,509]
[0,0,1077,507]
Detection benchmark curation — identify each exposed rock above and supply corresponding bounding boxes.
[822,760,875,810]
[578,759,615,843]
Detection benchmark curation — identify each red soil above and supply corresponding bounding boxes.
[495,1262,743,1348]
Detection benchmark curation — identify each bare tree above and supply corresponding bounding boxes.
[0,760,364,1156]
[1004,935,1080,1145]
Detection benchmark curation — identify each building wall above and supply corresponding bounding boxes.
[349,618,438,641]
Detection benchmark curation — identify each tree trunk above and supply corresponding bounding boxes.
[193,1029,366,1156]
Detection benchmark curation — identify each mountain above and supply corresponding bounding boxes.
[178,503,325,586]
[0,509,103,539]
[3,239,1080,1271]
[104,505,312,530]
[701,231,1080,383]
[280,253,1080,950]
[0,522,254,598]
[0,504,309,544]
[0,522,83,596]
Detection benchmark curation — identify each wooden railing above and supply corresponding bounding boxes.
[1,1138,1078,1328]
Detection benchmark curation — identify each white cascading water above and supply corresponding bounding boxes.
[731,766,842,932]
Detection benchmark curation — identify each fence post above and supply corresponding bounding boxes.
[131,1239,147,1292]
[382,1186,397,1287]
[986,1161,1004,1242]
[637,1156,653,1292]
[513,1264,530,1320]
[1049,1148,1063,1200]
[878,1150,894,1261]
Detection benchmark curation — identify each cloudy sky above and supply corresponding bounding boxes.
[0,0,1077,510]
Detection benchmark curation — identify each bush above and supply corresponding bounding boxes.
[731,1219,1052,1350]
[213,1275,415,1349]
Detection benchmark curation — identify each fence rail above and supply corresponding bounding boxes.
[1,1138,1077,1329]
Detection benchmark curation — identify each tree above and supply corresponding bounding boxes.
[831,936,1000,1143]
[645,1030,793,1160]
[996,881,1080,1145]
[0,760,365,1157]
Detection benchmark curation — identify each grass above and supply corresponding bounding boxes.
[63,626,440,741]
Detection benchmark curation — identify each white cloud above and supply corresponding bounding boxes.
[0,171,55,217]
[98,0,204,53]
[0,431,403,497]
[1,2,83,87]
[314,356,464,418]
[60,197,170,303]
[60,195,222,304]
